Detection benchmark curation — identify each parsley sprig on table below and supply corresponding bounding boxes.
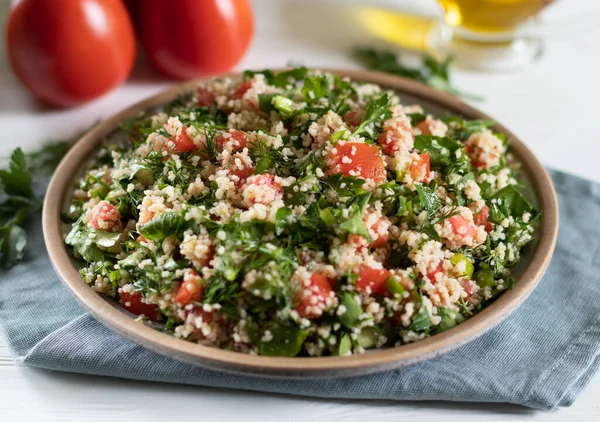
[0,141,73,269]
[353,48,482,101]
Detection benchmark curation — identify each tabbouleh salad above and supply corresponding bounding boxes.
[64,68,538,357]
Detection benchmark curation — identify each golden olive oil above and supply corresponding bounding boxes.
[438,0,554,33]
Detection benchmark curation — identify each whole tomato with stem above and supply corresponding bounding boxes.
[135,0,254,80]
[6,0,136,107]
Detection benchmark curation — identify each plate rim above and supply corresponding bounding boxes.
[42,68,559,378]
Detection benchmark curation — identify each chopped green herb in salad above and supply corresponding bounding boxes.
[64,69,538,356]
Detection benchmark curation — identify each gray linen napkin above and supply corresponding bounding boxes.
[1,169,598,411]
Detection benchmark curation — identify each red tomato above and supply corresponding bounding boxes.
[233,80,252,99]
[89,201,121,231]
[448,215,477,240]
[415,120,430,135]
[6,0,135,107]
[460,279,473,299]
[197,87,216,107]
[196,242,216,268]
[190,306,213,325]
[171,126,196,153]
[175,271,204,306]
[229,156,255,186]
[464,144,486,168]
[410,153,431,182]
[344,110,363,127]
[426,263,444,282]
[120,291,161,321]
[472,205,493,232]
[188,306,214,340]
[295,273,334,319]
[378,121,414,156]
[355,264,391,295]
[242,174,282,205]
[328,142,386,184]
[348,217,389,249]
[370,218,390,248]
[216,130,248,152]
[136,0,254,79]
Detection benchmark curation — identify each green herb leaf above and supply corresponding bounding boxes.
[433,308,465,333]
[409,306,431,332]
[0,148,35,199]
[275,207,293,236]
[0,225,27,269]
[25,141,73,176]
[326,174,366,197]
[302,75,329,103]
[339,292,361,327]
[243,69,276,83]
[339,194,372,242]
[94,231,123,249]
[272,95,294,118]
[65,223,105,263]
[354,48,481,100]
[336,333,352,356]
[357,327,384,349]
[415,183,441,212]
[330,129,349,144]
[414,135,471,175]
[258,324,308,357]
[352,93,390,139]
[272,67,308,87]
[489,185,536,223]
[138,211,189,241]
[258,93,277,114]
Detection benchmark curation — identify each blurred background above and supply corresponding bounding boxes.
[1,0,599,180]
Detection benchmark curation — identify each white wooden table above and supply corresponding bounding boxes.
[2,0,600,420]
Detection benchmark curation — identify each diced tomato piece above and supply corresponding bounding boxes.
[415,120,430,135]
[120,291,161,321]
[205,243,217,267]
[460,279,473,300]
[187,306,215,340]
[172,126,196,153]
[464,144,485,168]
[230,164,255,186]
[448,215,477,239]
[89,201,121,231]
[370,218,390,248]
[377,121,414,156]
[295,273,335,319]
[190,306,213,325]
[409,153,431,182]
[328,142,386,184]
[472,205,493,232]
[426,263,444,282]
[197,87,216,107]
[344,110,363,127]
[232,80,252,99]
[215,129,248,152]
[348,217,389,249]
[175,270,204,306]
[242,173,283,205]
[355,264,391,295]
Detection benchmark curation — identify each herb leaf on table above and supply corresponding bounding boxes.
[353,48,481,101]
[0,141,73,269]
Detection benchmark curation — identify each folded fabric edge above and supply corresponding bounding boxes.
[13,314,553,410]
[525,315,600,410]
[14,314,91,364]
